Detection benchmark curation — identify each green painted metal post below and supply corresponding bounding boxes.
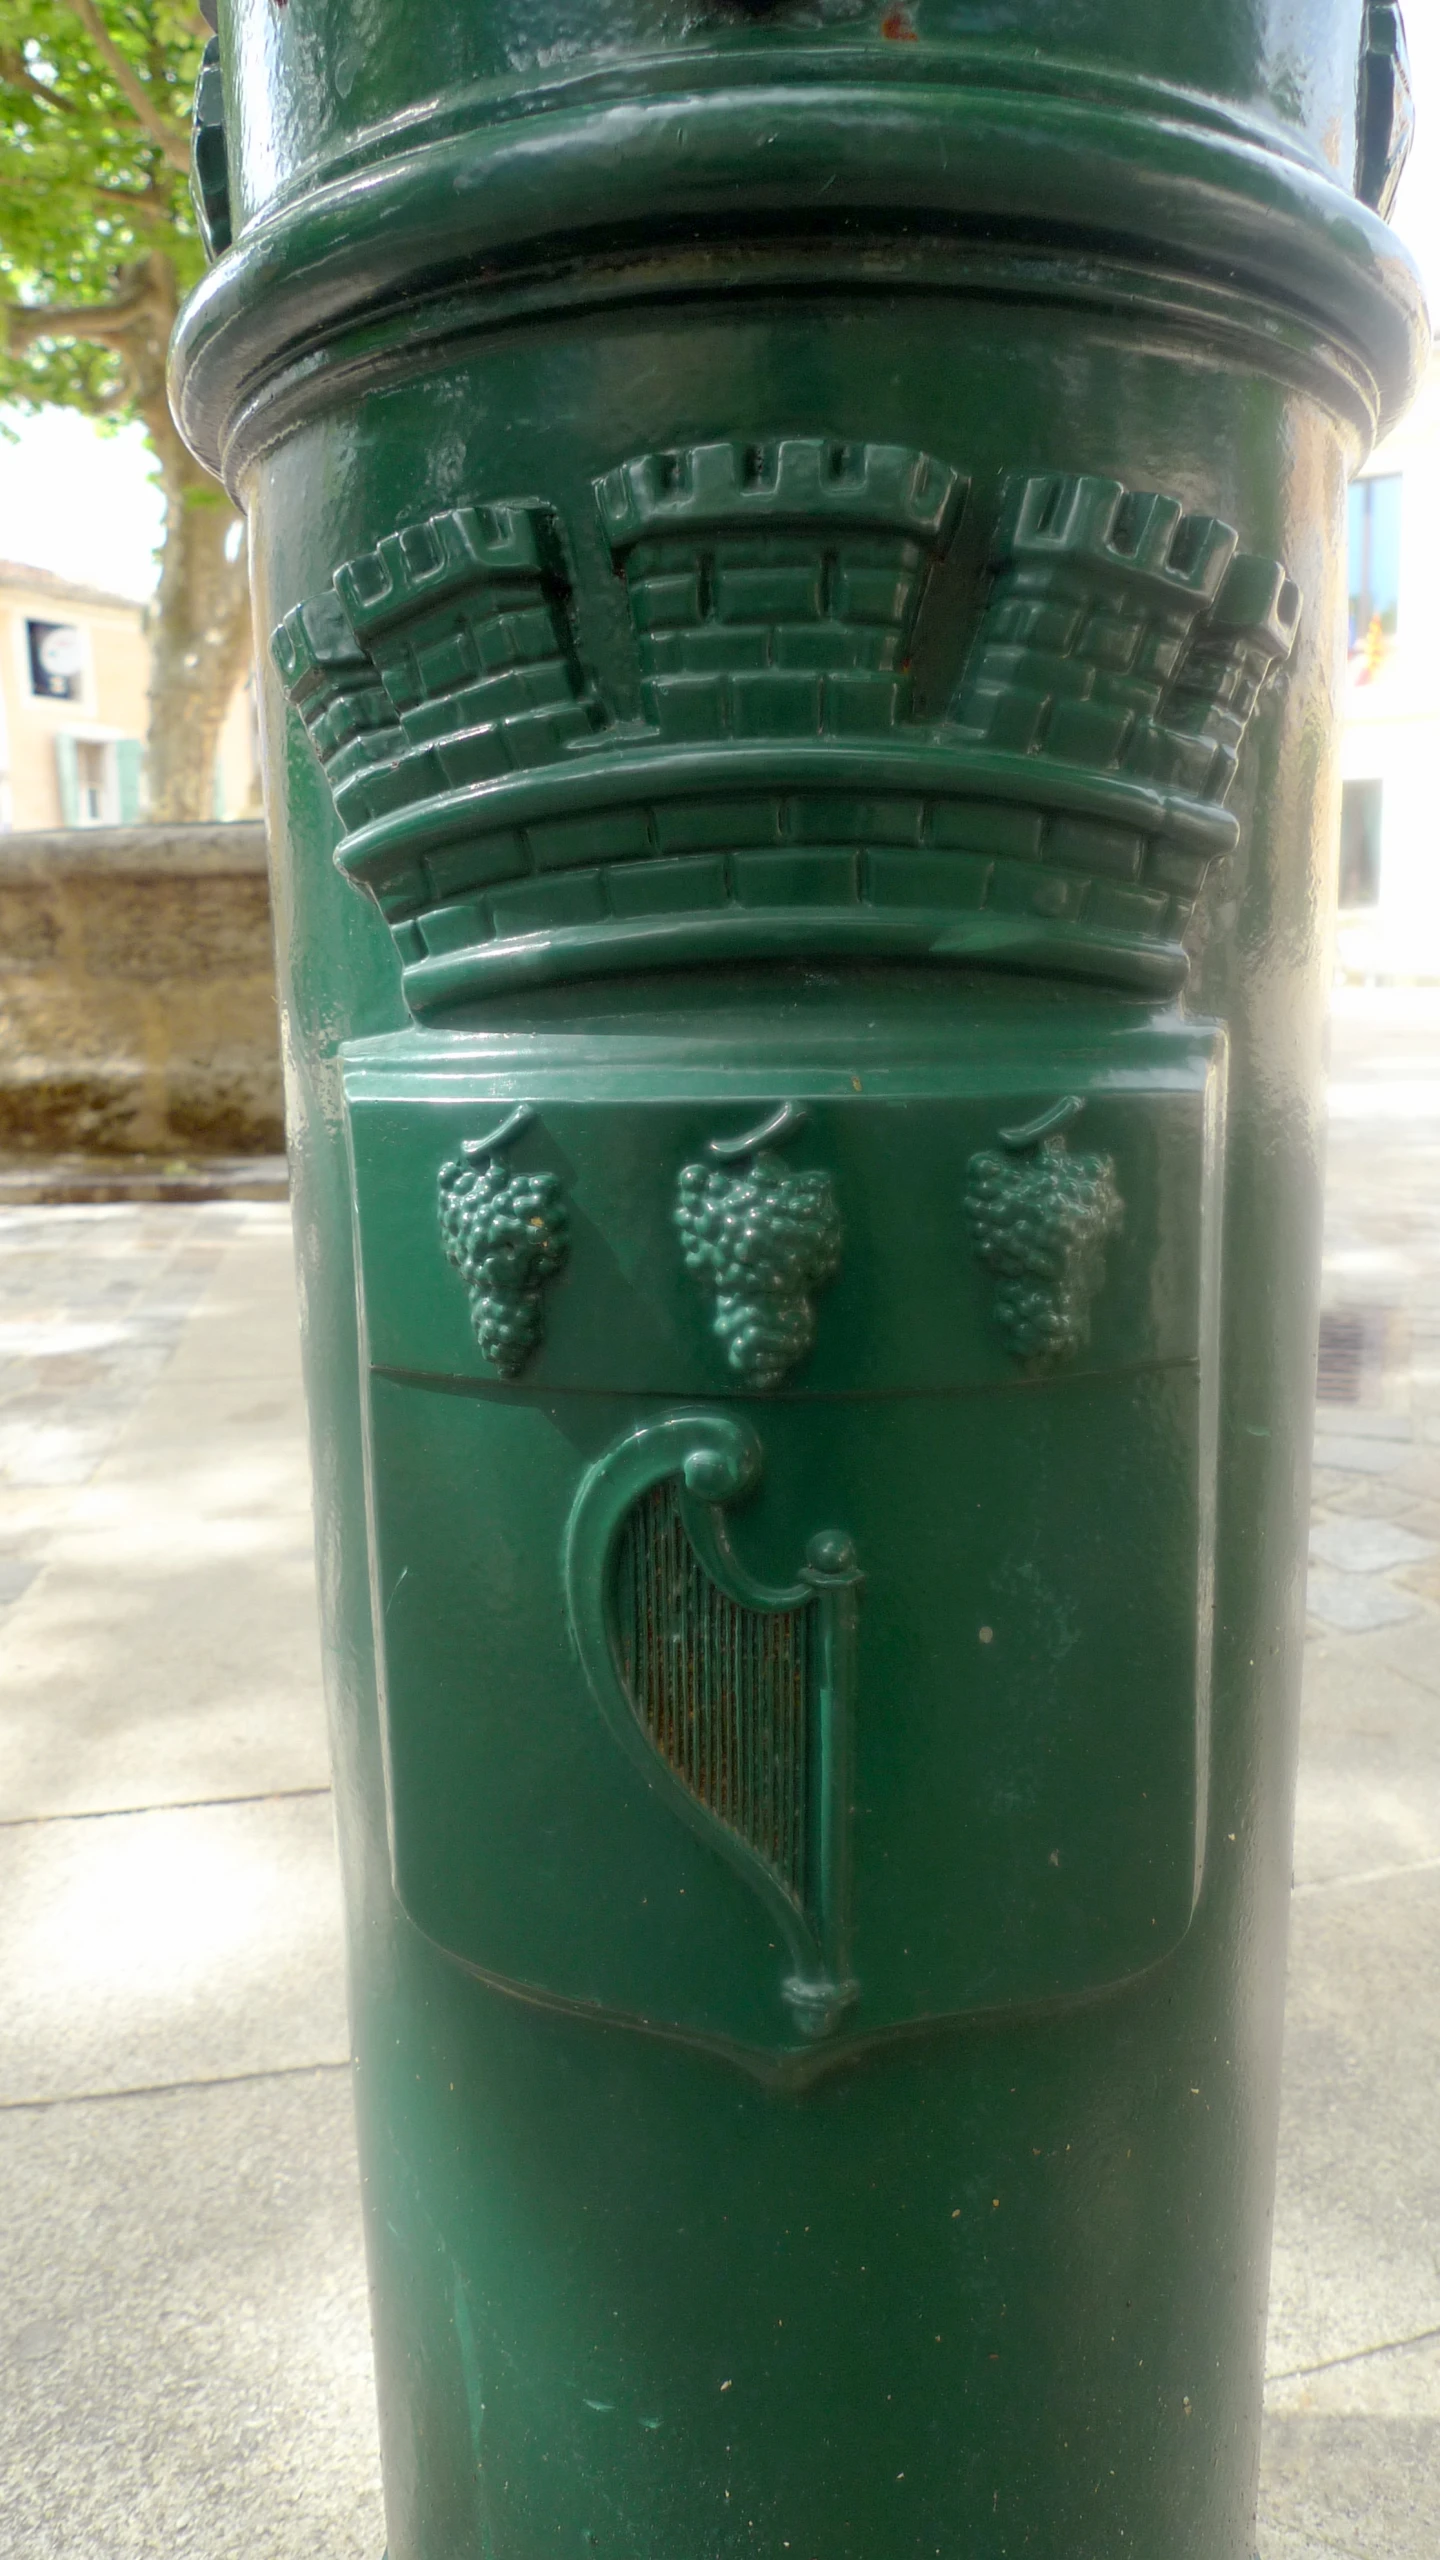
[173,9,1426,2555]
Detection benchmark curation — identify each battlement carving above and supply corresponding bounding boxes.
[273,501,601,833]
[948,472,1300,800]
[272,453,1300,1018]
[597,437,966,746]
[596,436,963,545]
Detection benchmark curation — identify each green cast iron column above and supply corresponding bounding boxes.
[173,9,1426,2556]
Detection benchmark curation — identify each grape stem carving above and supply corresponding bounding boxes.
[965,1099,1122,1366]
[676,1109,842,1389]
[438,1109,569,1378]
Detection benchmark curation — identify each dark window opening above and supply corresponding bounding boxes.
[26,618,84,702]
[1339,780,1382,909]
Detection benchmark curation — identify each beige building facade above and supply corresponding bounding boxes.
[1338,356,1440,979]
[0,561,258,831]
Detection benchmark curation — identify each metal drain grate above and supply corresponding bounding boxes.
[1316,1306,1392,1405]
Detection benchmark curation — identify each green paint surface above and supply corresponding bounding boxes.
[173,2,1427,2551]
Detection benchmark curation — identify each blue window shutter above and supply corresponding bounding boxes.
[55,733,79,826]
[115,738,144,823]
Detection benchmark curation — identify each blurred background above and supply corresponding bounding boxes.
[0,2,276,1187]
[0,13,1437,2560]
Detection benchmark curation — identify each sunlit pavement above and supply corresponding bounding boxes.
[0,994,1437,2555]
[1260,989,1440,2560]
[0,1203,380,2559]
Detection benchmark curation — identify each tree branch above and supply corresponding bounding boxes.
[8,299,132,349]
[91,179,172,225]
[6,255,174,355]
[60,0,191,172]
[0,43,77,111]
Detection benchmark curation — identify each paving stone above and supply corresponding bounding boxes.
[1311,1406,1413,1442]
[1310,1434,1411,1476]
[1345,1611,1440,1700]
[1292,1645,1440,1888]
[0,1795,349,2105]
[1269,989,1440,2542]
[1305,1569,1421,1631]
[70,1386,316,1512]
[0,2069,383,2560]
[1308,1517,1436,1575]
[0,1505,328,1817]
[1318,1475,1428,1518]
[0,1218,326,1820]
[0,1555,40,1607]
[0,1205,277,1510]
[162,1255,305,1394]
[1265,1867,1440,2380]
[0,1415,129,1486]
[1267,2333,1440,2416]
[1392,1445,1440,1499]
[1396,1553,1440,1606]
[0,1484,73,1536]
[1259,2401,1440,2560]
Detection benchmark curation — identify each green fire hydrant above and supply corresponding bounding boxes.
[172,7,1425,2554]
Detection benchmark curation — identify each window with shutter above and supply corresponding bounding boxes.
[115,738,144,822]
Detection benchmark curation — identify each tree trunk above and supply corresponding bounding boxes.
[143,410,252,821]
[7,250,253,821]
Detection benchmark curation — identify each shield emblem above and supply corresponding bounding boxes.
[346,1003,1224,2073]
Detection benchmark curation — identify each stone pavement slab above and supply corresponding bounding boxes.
[1266,1866,1440,2379]
[1304,1567,1421,1630]
[1309,1517,1435,1575]
[0,1515,326,1819]
[0,1205,328,1820]
[1259,2408,1440,2560]
[1259,989,1440,2559]
[1292,1645,1440,1888]
[0,2070,382,2560]
[0,1793,349,2107]
[1315,1470,1426,1516]
[1267,2334,1440,2421]
[1338,1609,1440,1700]
[1311,1431,1411,1476]
[0,1202,374,2559]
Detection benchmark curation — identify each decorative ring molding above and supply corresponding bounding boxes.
[170,79,1428,478]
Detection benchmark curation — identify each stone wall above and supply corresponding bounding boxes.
[0,824,283,1157]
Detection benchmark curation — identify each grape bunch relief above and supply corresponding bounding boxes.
[438,1141,569,1377]
[675,1149,843,1389]
[965,1129,1122,1366]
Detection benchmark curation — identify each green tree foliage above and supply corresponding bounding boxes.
[0,3,251,819]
